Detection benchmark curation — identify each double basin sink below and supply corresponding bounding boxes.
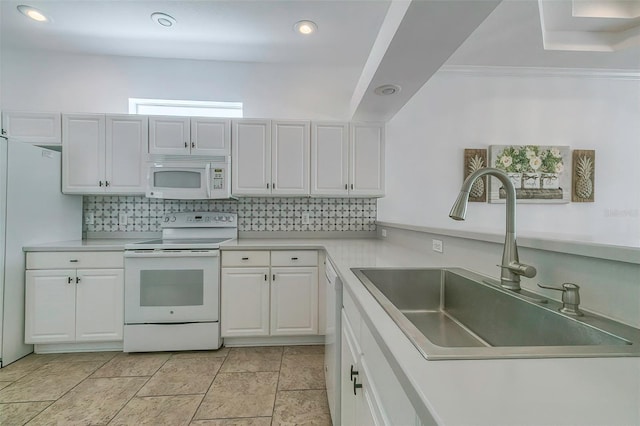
[351,267,640,360]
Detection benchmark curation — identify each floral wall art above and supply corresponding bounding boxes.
[489,145,571,204]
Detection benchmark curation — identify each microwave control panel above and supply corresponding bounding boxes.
[212,168,225,190]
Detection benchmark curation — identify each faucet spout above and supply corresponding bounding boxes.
[449,167,536,291]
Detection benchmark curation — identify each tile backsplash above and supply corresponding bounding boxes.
[83,196,377,233]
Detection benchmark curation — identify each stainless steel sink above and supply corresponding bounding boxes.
[351,267,640,360]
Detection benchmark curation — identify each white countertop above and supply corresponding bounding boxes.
[23,237,640,424]
[226,238,640,426]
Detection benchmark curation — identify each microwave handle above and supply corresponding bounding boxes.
[205,163,212,198]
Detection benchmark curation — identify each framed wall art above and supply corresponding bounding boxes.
[463,148,488,202]
[488,145,571,204]
[572,150,595,202]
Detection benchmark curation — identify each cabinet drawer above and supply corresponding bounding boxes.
[222,250,270,267]
[271,250,318,267]
[26,251,124,269]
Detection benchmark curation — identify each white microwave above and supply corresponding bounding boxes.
[146,157,231,200]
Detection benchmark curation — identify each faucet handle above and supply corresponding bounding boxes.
[497,262,537,278]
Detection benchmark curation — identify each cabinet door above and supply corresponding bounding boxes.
[149,116,190,155]
[270,267,318,336]
[191,117,231,156]
[221,267,270,337]
[75,269,124,342]
[350,123,385,197]
[357,357,384,426]
[105,115,148,194]
[232,120,271,195]
[311,122,349,196]
[25,270,76,343]
[271,120,310,195]
[341,314,360,426]
[1,111,61,145]
[62,114,106,193]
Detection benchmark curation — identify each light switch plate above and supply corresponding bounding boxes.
[85,212,94,225]
[432,239,443,253]
[119,213,128,226]
[302,212,310,224]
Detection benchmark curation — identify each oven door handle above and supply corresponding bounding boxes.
[124,250,220,258]
[205,163,212,199]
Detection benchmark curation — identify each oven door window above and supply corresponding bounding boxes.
[140,270,204,306]
[153,170,202,189]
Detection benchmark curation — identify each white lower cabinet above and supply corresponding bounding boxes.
[271,267,318,335]
[221,267,270,337]
[341,289,422,426]
[25,252,124,344]
[221,250,319,338]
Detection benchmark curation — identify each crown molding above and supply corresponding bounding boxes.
[439,65,640,80]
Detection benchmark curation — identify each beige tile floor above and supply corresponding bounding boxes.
[0,346,332,426]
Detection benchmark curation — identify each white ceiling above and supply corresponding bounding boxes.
[1,0,639,121]
[0,0,390,65]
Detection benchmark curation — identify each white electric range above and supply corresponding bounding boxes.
[123,212,237,352]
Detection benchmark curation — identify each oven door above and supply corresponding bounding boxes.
[124,250,219,324]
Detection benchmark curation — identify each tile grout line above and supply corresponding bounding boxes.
[20,358,111,424]
[187,348,230,424]
[105,354,173,425]
[270,347,285,426]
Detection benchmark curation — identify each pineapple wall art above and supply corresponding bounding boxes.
[488,145,571,204]
[463,149,488,202]
[572,150,595,202]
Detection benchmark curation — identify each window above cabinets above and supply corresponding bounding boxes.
[128,98,243,118]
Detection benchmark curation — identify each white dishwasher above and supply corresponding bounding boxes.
[324,258,342,425]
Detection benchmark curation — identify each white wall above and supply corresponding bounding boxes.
[0,49,359,120]
[378,69,640,247]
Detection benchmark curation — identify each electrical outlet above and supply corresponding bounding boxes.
[432,239,443,253]
[301,212,310,225]
[381,229,387,237]
[119,213,128,226]
[85,212,94,225]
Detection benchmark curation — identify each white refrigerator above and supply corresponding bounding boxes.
[0,137,82,367]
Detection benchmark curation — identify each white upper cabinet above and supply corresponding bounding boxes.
[105,115,148,193]
[232,119,310,197]
[232,119,272,195]
[191,117,231,156]
[310,122,385,197]
[63,114,106,193]
[350,123,385,197]
[149,116,190,155]
[271,120,310,195]
[149,116,230,156]
[1,111,62,145]
[63,113,147,194]
[311,122,349,196]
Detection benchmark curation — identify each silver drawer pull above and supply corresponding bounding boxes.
[291,257,299,260]
[69,259,78,263]
[241,257,249,260]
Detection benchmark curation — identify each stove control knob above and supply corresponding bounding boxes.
[205,217,211,222]
[170,216,177,222]
[214,216,221,221]
[220,216,227,222]
[164,216,170,223]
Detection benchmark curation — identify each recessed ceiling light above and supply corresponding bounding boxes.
[294,20,317,35]
[151,12,176,28]
[17,5,49,22]
[374,84,401,96]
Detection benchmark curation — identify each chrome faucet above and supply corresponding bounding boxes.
[449,167,536,291]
